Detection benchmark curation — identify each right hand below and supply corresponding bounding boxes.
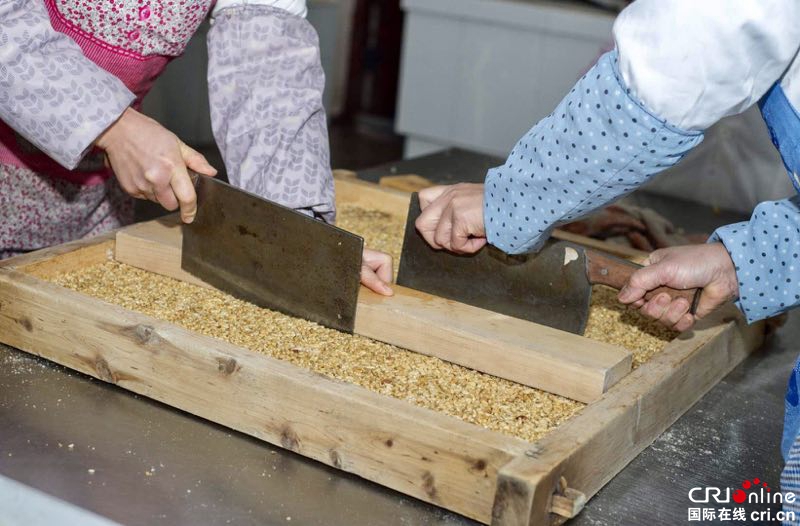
[95,107,217,223]
[618,243,739,331]
[416,183,487,254]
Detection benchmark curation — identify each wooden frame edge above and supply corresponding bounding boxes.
[491,310,765,525]
[0,232,116,275]
[1,177,767,525]
[0,266,531,523]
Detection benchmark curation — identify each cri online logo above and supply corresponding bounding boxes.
[734,479,770,504]
[689,478,796,505]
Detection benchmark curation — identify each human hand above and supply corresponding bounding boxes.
[95,107,217,223]
[617,243,739,332]
[416,183,486,254]
[360,248,394,296]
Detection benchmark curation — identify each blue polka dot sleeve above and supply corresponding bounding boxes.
[710,196,800,323]
[484,50,704,254]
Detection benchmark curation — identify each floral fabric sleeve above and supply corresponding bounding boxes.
[0,0,135,169]
[207,5,335,222]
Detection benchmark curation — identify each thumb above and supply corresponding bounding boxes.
[643,248,668,266]
[459,237,487,253]
[451,218,487,254]
[618,262,670,304]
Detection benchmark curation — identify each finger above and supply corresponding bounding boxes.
[179,141,217,177]
[135,182,157,203]
[418,185,450,209]
[639,293,671,319]
[692,298,720,320]
[618,283,646,304]
[415,196,448,249]
[673,313,695,332]
[170,165,198,223]
[375,262,394,292]
[154,184,179,211]
[459,237,487,254]
[433,204,455,251]
[618,263,669,303]
[360,265,393,296]
[659,297,690,327]
[450,224,486,254]
[114,172,141,198]
[364,249,394,285]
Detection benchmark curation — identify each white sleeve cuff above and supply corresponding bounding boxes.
[212,0,307,18]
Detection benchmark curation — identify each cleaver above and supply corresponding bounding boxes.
[396,193,701,335]
[181,173,364,333]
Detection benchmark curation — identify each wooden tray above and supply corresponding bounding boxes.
[0,175,765,525]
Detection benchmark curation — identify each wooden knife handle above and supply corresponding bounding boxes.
[585,249,702,315]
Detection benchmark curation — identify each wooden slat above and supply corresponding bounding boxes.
[114,220,632,402]
[0,268,528,523]
[355,288,632,401]
[333,170,411,221]
[113,216,210,289]
[379,173,437,193]
[491,308,765,525]
[0,232,116,275]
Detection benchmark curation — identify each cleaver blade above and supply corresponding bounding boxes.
[396,193,701,335]
[181,174,364,333]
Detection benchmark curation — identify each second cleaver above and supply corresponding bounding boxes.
[397,193,701,335]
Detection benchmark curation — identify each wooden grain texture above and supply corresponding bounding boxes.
[115,220,633,402]
[0,233,116,276]
[114,216,210,289]
[0,175,766,525]
[334,170,411,221]
[550,488,586,518]
[355,288,632,402]
[379,173,436,193]
[490,307,765,525]
[0,267,529,523]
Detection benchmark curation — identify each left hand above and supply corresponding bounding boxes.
[360,248,394,296]
[617,243,739,332]
[416,183,487,254]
